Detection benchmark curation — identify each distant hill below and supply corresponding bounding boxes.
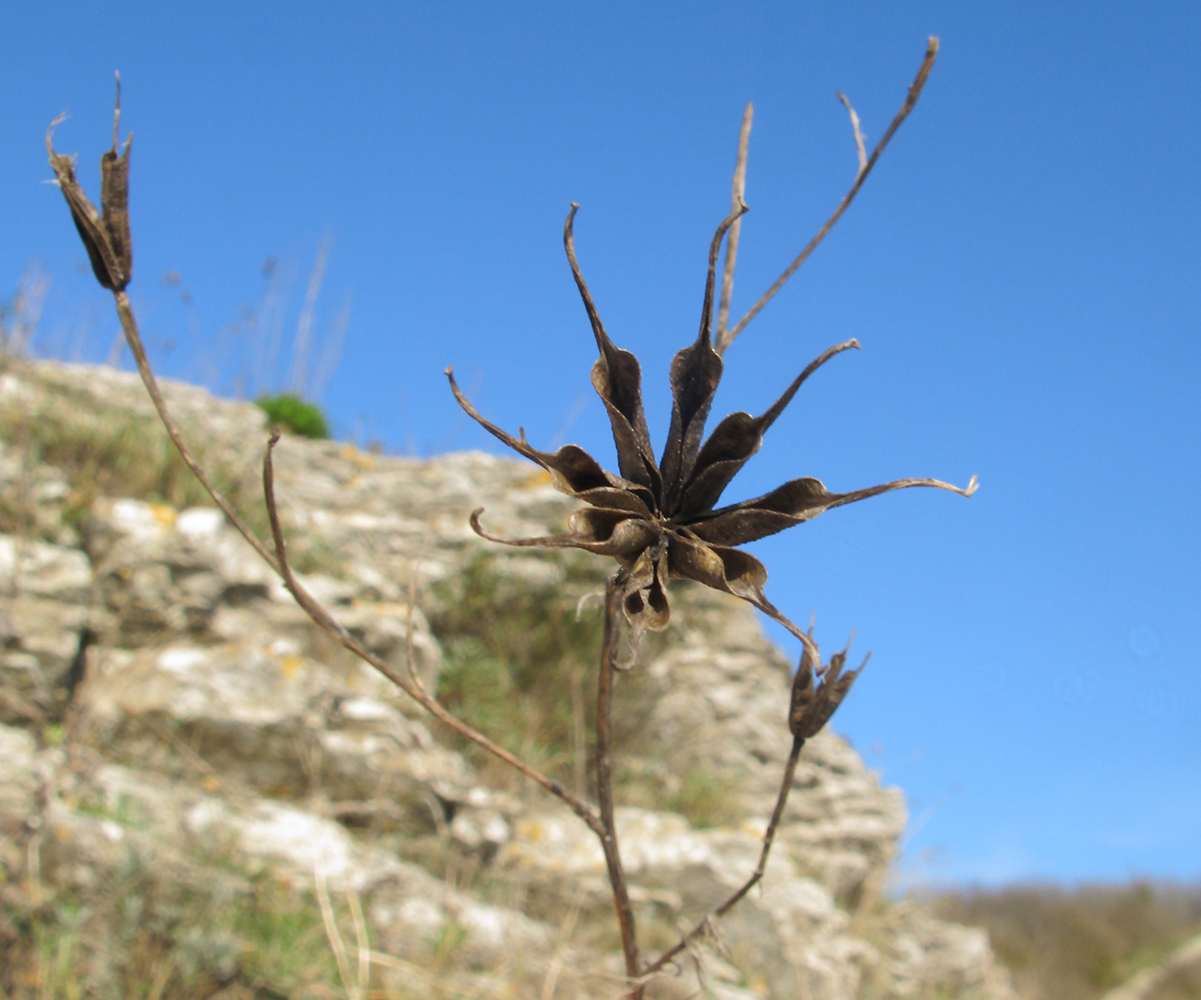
[923,881,1201,1000]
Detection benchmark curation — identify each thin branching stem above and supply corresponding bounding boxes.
[714,101,753,350]
[259,429,605,834]
[120,279,656,994]
[110,289,606,833]
[597,573,642,994]
[644,735,806,976]
[717,36,939,352]
[114,291,281,572]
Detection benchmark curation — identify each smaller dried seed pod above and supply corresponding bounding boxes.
[789,639,868,739]
[46,74,133,292]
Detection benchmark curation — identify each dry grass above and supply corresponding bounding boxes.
[0,358,252,530]
[0,358,342,575]
[0,859,342,999]
[429,553,740,829]
[0,842,546,1000]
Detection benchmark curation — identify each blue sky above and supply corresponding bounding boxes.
[2,2,1198,888]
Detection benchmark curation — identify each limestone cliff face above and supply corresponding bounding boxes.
[0,359,1017,999]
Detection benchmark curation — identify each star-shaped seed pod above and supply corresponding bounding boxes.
[449,203,976,654]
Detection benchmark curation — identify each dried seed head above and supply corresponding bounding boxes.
[450,202,976,656]
[46,74,133,292]
[788,636,868,739]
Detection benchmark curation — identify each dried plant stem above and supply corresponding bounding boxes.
[597,573,642,994]
[260,429,604,833]
[54,50,970,993]
[718,36,939,352]
[714,101,753,348]
[541,886,586,1000]
[348,887,371,1000]
[117,283,647,987]
[315,859,358,1000]
[114,291,280,572]
[838,91,868,175]
[143,957,174,1000]
[109,289,604,835]
[290,232,332,396]
[644,735,805,977]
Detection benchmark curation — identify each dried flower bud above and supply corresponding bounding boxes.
[788,638,868,739]
[46,75,132,292]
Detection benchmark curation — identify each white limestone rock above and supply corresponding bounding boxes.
[0,534,91,723]
[0,723,39,823]
[78,639,474,820]
[39,761,554,974]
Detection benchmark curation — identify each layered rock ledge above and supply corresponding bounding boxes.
[0,359,1017,999]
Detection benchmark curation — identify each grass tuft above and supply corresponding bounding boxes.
[430,552,608,792]
[428,553,742,827]
[1,860,341,999]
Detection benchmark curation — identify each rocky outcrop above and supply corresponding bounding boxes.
[35,756,553,971]
[0,534,91,724]
[618,583,908,902]
[0,358,1018,999]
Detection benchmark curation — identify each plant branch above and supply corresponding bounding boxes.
[596,573,642,994]
[119,276,647,984]
[644,735,806,976]
[259,428,605,834]
[110,290,605,836]
[114,291,281,572]
[720,36,939,350]
[315,859,357,1000]
[59,67,928,989]
[714,101,753,352]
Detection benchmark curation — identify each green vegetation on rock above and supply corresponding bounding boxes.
[430,552,609,790]
[1,856,342,999]
[0,367,251,528]
[0,362,344,575]
[429,554,741,828]
[255,393,330,440]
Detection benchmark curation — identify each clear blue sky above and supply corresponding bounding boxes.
[3,2,1198,888]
